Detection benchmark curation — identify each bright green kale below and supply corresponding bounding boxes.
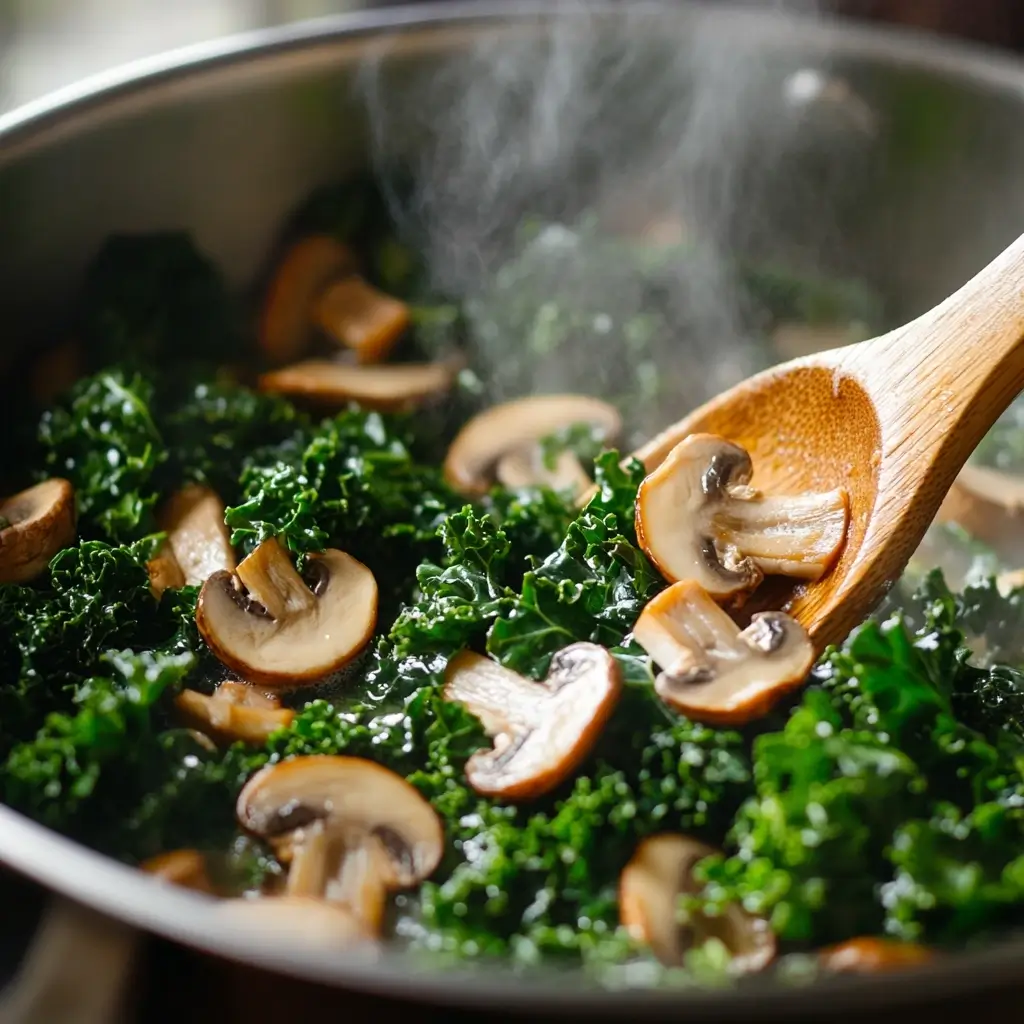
[77,233,240,369]
[37,370,165,542]
[3,649,196,837]
[487,452,662,679]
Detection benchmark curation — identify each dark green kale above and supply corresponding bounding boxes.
[487,453,663,679]
[3,649,196,837]
[37,370,165,542]
[223,408,462,607]
[77,233,241,369]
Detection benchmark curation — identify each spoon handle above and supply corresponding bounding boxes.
[844,230,1024,471]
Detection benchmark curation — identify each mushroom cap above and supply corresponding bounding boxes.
[818,937,934,974]
[0,478,76,585]
[214,896,375,949]
[443,395,622,497]
[158,484,235,587]
[236,756,443,888]
[258,359,459,412]
[635,433,848,599]
[313,276,410,364]
[259,235,356,365]
[444,643,621,801]
[619,833,775,973]
[633,580,814,726]
[196,541,378,688]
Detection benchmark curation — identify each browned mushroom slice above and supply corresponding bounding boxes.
[237,756,443,936]
[146,547,187,599]
[619,834,775,973]
[443,644,621,801]
[0,479,76,585]
[258,359,458,413]
[636,433,849,600]
[443,395,622,498]
[633,580,813,725]
[196,538,377,688]
[818,937,934,974]
[175,680,295,746]
[313,276,410,364]
[140,849,217,894]
[936,463,1024,551]
[214,896,374,948]
[259,236,357,365]
[158,485,235,586]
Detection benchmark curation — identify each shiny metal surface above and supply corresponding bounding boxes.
[2,2,1024,1012]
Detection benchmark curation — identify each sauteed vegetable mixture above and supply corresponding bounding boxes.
[6,179,1024,985]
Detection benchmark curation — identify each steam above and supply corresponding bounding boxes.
[356,1,863,443]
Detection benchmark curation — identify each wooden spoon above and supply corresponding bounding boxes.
[630,233,1024,652]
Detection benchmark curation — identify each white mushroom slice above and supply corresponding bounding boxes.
[236,756,443,936]
[258,359,458,413]
[259,235,357,365]
[936,463,1024,552]
[174,680,295,747]
[215,896,374,949]
[443,395,622,497]
[0,479,76,584]
[158,485,235,587]
[196,538,377,688]
[636,433,849,600]
[313,276,410,364]
[443,644,621,801]
[633,580,813,725]
[619,834,775,972]
[494,446,594,499]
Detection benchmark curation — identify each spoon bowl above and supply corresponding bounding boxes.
[632,233,1024,650]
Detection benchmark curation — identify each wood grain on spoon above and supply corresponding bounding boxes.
[631,232,1024,651]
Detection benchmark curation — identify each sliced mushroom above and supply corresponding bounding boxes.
[632,580,814,725]
[141,849,216,894]
[313,276,409,364]
[818,937,934,974]
[159,485,235,586]
[494,446,595,498]
[196,537,377,688]
[259,235,357,365]
[443,395,622,497]
[258,358,458,413]
[146,547,186,599]
[619,834,775,972]
[0,479,76,584]
[237,755,443,936]
[215,896,374,948]
[443,643,621,801]
[635,433,849,600]
[936,463,1024,552]
[175,680,295,746]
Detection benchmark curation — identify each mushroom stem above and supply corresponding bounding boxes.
[235,538,316,620]
[286,821,334,899]
[713,491,850,579]
[329,835,393,934]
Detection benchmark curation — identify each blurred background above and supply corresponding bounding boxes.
[5,0,1024,118]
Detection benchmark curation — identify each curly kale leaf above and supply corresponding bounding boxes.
[487,452,662,679]
[224,409,460,603]
[159,378,305,501]
[3,649,195,836]
[78,233,240,369]
[38,370,165,542]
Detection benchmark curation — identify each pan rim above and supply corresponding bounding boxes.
[3,0,1024,1012]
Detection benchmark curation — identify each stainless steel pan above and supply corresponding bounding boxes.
[3,3,1024,1017]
